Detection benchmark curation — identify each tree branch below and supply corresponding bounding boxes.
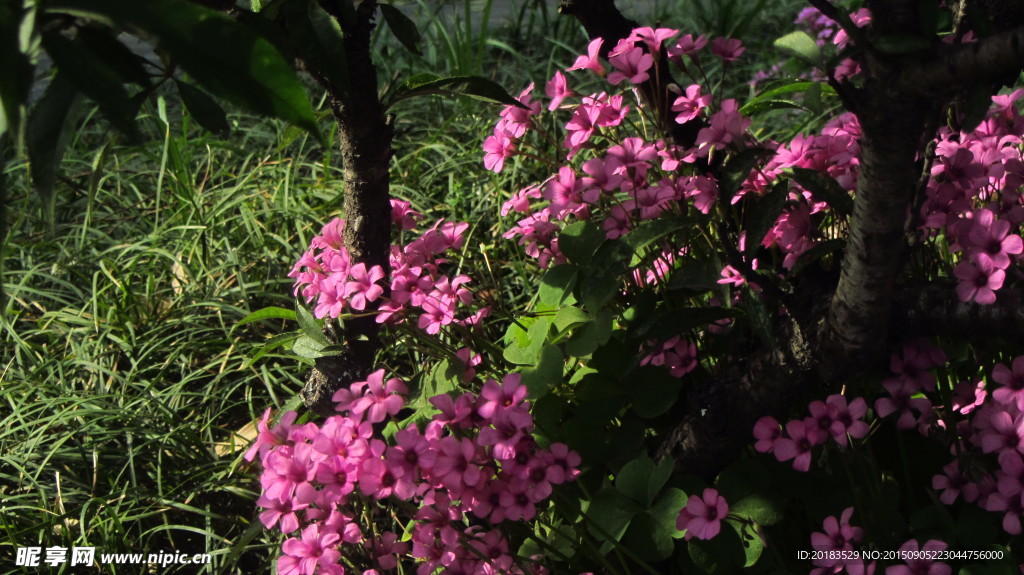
[898,24,1024,94]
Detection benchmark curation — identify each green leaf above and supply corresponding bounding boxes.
[616,456,656,506]
[622,512,676,562]
[405,359,461,419]
[774,31,820,65]
[519,344,563,399]
[41,29,140,138]
[668,259,721,293]
[688,523,744,573]
[743,180,788,258]
[718,147,774,204]
[295,304,329,346]
[586,487,641,543]
[0,0,31,144]
[578,240,631,309]
[235,306,297,329]
[245,332,300,366]
[616,455,673,508]
[27,72,79,217]
[788,167,855,216]
[291,334,327,358]
[565,308,613,357]
[741,80,835,116]
[729,493,784,526]
[175,80,229,135]
[553,306,590,334]
[76,26,151,87]
[503,317,550,365]
[732,521,765,568]
[651,488,688,538]
[623,217,694,253]
[631,366,685,418]
[539,264,578,307]
[386,72,525,108]
[379,4,421,55]
[739,99,803,115]
[284,0,349,97]
[49,0,320,138]
[559,220,605,264]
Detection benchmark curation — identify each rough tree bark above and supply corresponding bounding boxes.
[302,0,394,414]
[559,0,1024,478]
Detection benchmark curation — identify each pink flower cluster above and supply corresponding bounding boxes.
[289,204,490,333]
[639,336,698,378]
[490,28,754,276]
[746,113,862,270]
[932,355,1024,535]
[754,393,869,472]
[919,89,1024,304]
[807,507,952,575]
[248,371,581,574]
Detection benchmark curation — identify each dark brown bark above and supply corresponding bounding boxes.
[302,0,394,414]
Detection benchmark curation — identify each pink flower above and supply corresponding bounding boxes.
[875,378,933,430]
[753,416,782,453]
[545,70,573,111]
[932,461,967,505]
[343,263,385,311]
[476,374,528,420]
[994,356,1024,409]
[257,492,306,533]
[483,125,515,173]
[773,419,817,471]
[278,524,342,575]
[677,488,729,540]
[350,369,408,423]
[608,41,654,85]
[667,33,708,61]
[954,257,1005,305]
[672,84,711,124]
[629,26,678,53]
[498,83,540,137]
[695,99,751,154]
[977,407,1024,454]
[568,38,605,75]
[390,199,421,230]
[885,539,951,575]
[966,209,1023,269]
[710,37,745,61]
[826,395,869,447]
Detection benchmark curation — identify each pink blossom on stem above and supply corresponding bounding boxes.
[568,38,605,75]
[710,37,745,61]
[545,70,573,111]
[343,263,385,311]
[677,488,729,540]
[672,84,712,124]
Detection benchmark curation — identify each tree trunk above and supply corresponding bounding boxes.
[303,0,393,414]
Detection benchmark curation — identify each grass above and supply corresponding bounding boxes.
[0,1,808,572]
